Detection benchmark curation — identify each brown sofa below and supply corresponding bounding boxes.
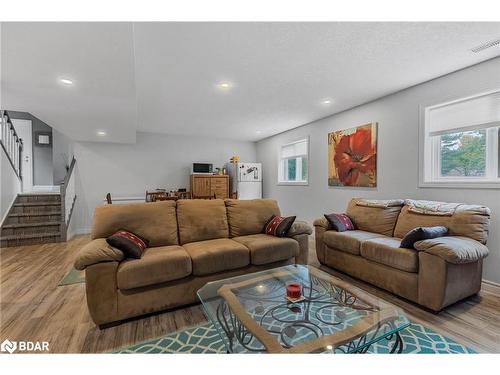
[314,198,490,312]
[74,199,312,327]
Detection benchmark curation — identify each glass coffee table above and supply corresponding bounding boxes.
[197,265,410,353]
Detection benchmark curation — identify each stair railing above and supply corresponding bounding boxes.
[60,156,76,241]
[0,110,23,182]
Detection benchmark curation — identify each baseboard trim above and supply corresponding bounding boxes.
[30,185,61,193]
[64,228,90,242]
[75,228,91,235]
[482,279,500,288]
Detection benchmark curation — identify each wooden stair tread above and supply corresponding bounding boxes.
[1,192,67,246]
[8,212,61,217]
[2,222,61,229]
[13,202,61,207]
[0,232,61,241]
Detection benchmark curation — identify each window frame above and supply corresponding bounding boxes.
[277,137,309,186]
[419,89,500,189]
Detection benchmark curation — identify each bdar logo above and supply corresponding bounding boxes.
[0,339,48,353]
[1,339,17,354]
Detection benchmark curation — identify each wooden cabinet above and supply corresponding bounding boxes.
[210,176,229,198]
[191,175,211,196]
[190,175,229,199]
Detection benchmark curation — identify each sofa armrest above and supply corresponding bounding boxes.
[74,238,125,270]
[287,221,313,237]
[290,233,309,265]
[313,217,330,230]
[414,236,489,264]
[313,217,333,265]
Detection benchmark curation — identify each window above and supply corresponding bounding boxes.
[420,90,500,188]
[278,138,308,185]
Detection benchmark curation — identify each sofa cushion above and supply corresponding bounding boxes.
[354,198,405,208]
[182,238,249,276]
[91,201,178,246]
[225,199,281,237]
[394,203,490,244]
[177,199,229,245]
[233,234,299,265]
[400,226,448,249]
[360,237,418,273]
[117,246,192,290]
[323,230,386,255]
[413,236,489,264]
[346,199,403,236]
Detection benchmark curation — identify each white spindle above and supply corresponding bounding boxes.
[0,113,23,178]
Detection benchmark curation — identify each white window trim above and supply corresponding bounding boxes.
[419,89,500,189]
[277,137,309,186]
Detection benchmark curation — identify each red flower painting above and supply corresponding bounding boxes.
[328,123,377,187]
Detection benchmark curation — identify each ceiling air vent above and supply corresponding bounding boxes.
[470,37,500,53]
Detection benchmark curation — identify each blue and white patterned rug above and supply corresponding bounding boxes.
[116,322,476,354]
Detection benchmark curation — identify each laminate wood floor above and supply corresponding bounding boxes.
[1,235,499,353]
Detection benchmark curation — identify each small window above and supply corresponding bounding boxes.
[421,90,500,188]
[278,138,309,185]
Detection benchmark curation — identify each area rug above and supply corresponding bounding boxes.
[115,322,476,354]
[58,267,85,286]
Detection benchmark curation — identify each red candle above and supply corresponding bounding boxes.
[286,283,302,299]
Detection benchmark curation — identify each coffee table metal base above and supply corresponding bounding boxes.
[215,299,405,353]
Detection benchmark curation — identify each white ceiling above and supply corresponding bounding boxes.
[2,22,500,143]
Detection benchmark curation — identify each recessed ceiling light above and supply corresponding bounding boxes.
[59,78,74,85]
[217,81,232,90]
[256,130,262,134]
[321,98,333,105]
[97,131,107,137]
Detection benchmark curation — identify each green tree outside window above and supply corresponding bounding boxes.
[440,130,486,177]
[287,158,296,180]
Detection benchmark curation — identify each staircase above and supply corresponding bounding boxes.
[1,111,77,248]
[0,193,63,247]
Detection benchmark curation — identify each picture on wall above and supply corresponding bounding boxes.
[328,122,377,187]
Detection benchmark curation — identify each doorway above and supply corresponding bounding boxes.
[12,119,33,192]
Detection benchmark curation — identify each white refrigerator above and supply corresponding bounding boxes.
[226,162,262,199]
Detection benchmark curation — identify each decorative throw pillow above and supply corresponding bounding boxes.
[264,215,296,237]
[324,213,355,232]
[106,230,149,259]
[400,226,448,249]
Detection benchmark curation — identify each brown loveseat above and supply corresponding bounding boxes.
[74,199,312,327]
[314,198,490,312]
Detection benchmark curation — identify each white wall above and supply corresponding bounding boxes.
[71,131,257,233]
[52,128,74,184]
[0,147,22,224]
[256,57,500,284]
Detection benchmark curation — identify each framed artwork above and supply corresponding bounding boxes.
[328,122,377,187]
[35,131,52,146]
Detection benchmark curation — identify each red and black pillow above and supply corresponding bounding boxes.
[264,215,296,237]
[106,230,149,259]
[324,213,355,232]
